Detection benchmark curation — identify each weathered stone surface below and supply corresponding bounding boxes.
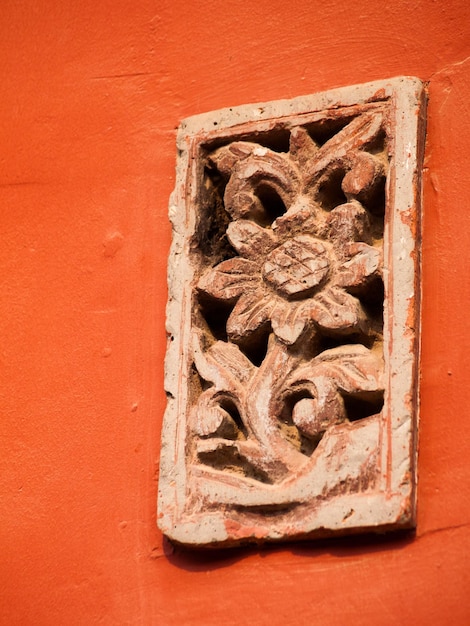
[158,77,426,547]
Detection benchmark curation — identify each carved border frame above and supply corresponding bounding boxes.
[158,77,426,547]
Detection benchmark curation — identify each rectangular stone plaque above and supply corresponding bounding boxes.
[158,77,426,547]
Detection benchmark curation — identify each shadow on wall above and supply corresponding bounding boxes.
[165,530,415,573]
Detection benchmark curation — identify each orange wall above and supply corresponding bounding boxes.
[1,1,470,624]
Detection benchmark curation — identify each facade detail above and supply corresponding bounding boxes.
[158,78,426,547]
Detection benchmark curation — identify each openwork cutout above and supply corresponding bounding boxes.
[159,78,426,547]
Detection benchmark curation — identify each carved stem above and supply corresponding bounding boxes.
[244,335,307,478]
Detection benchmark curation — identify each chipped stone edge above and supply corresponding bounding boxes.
[382,77,426,525]
[158,77,426,547]
[178,76,421,137]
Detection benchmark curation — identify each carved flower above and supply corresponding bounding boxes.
[192,116,387,483]
[198,205,381,345]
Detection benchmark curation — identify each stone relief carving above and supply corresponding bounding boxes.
[158,78,426,547]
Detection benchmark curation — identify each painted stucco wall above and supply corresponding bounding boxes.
[1,1,469,624]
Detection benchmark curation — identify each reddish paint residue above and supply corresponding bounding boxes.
[371,87,387,100]
[1,1,470,625]
[224,518,268,540]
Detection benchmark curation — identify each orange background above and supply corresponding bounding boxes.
[1,1,470,624]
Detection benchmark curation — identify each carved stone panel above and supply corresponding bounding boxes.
[158,77,426,547]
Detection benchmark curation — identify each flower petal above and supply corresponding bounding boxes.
[306,286,368,334]
[227,219,276,260]
[273,195,317,236]
[198,257,260,301]
[226,289,273,341]
[271,300,308,345]
[336,242,381,291]
[325,201,370,245]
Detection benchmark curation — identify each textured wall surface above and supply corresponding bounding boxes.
[1,1,469,624]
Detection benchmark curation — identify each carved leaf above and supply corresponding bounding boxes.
[336,242,382,290]
[192,393,227,437]
[270,300,309,345]
[227,219,276,260]
[291,376,346,438]
[306,286,368,334]
[223,149,300,220]
[191,335,255,439]
[341,151,385,201]
[191,389,243,439]
[284,346,383,440]
[205,341,256,385]
[297,344,384,394]
[209,142,263,175]
[303,110,384,188]
[226,289,273,341]
[263,236,330,297]
[304,344,384,393]
[198,257,259,301]
[289,127,319,167]
[192,331,256,389]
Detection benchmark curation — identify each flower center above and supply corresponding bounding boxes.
[262,235,330,298]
